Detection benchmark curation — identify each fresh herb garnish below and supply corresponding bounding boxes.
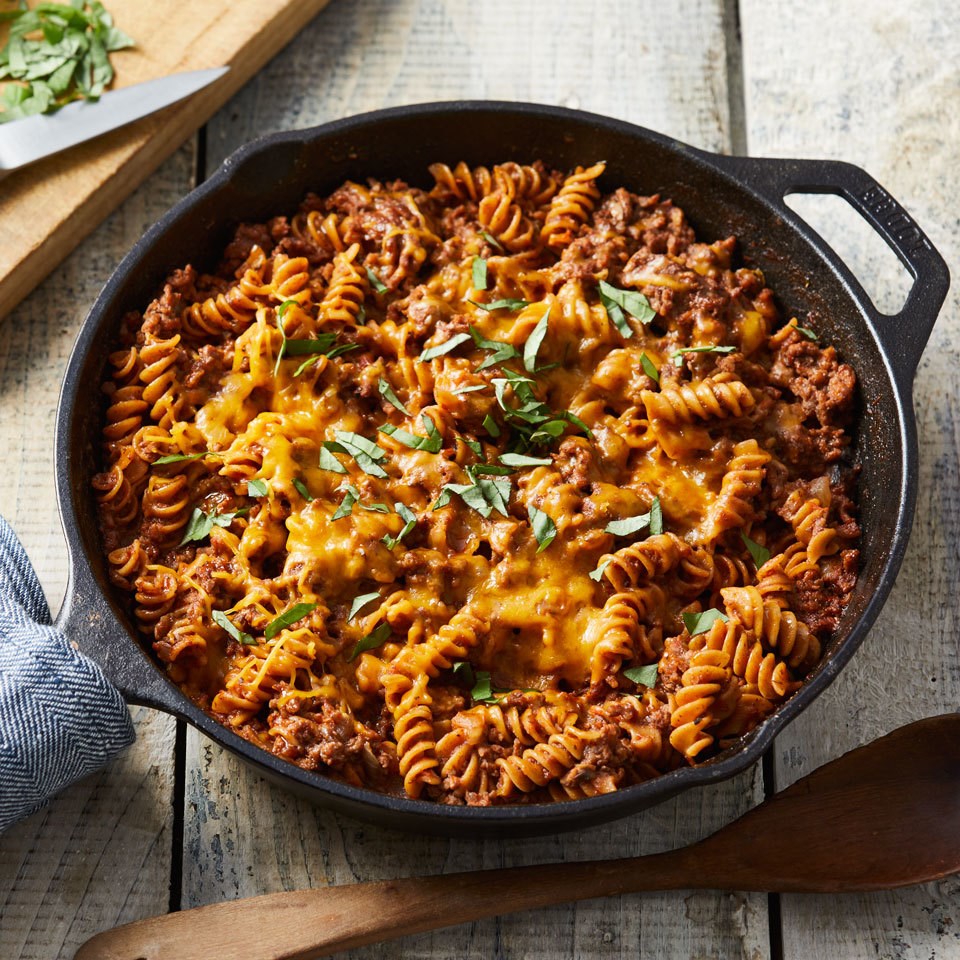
[434,475,512,519]
[469,298,530,312]
[623,663,658,687]
[284,331,336,356]
[273,299,298,377]
[671,344,736,367]
[451,383,487,396]
[640,353,660,385]
[452,660,476,686]
[347,592,381,620]
[482,413,501,437]
[604,498,662,538]
[598,281,656,337]
[380,414,443,453]
[365,266,388,294]
[332,485,359,520]
[457,435,483,457]
[479,229,503,251]
[470,325,520,371]
[499,452,552,468]
[318,446,347,474]
[529,505,557,552]
[246,479,269,498]
[154,451,222,465]
[378,377,411,416]
[469,669,500,703]
[589,557,612,582]
[469,463,513,476]
[649,496,663,535]
[348,621,392,661]
[292,478,313,501]
[682,608,729,636]
[292,342,359,377]
[382,502,417,549]
[523,307,550,373]
[179,507,244,546]
[0,1,134,124]
[741,532,770,569]
[489,368,591,448]
[420,332,472,362]
[212,609,253,645]
[330,431,388,479]
[796,324,819,341]
[472,257,488,291]
[264,602,318,641]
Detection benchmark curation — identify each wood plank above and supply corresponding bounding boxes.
[0,143,196,960]
[0,0,331,322]
[740,2,960,957]
[181,3,770,959]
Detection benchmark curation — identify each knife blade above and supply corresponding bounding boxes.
[0,66,230,174]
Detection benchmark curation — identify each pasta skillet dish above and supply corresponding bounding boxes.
[95,160,860,804]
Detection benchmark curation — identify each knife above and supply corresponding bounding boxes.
[0,66,229,175]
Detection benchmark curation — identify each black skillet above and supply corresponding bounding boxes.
[54,102,949,837]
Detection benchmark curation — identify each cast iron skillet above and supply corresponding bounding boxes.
[55,102,949,837]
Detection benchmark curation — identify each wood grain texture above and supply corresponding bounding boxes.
[0,144,196,960]
[0,0,332,322]
[182,3,769,960]
[740,1,960,957]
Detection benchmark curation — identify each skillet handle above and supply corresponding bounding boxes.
[712,155,950,385]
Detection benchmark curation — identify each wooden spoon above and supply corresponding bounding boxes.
[75,714,960,960]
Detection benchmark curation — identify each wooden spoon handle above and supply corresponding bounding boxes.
[74,850,701,960]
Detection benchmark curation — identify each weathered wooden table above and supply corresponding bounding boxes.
[2,2,958,957]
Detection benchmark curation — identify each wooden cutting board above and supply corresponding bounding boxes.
[0,0,332,321]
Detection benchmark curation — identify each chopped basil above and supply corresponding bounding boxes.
[598,281,656,337]
[359,501,390,514]
[529,505,557,553]
[318,446,347,474]
[499,453,552,468]
[292,478,313,501]
[212,609,254,645]
[264,602,318,641]
[284,331,337,356]
[380,414,443,453]
[273,299,299,377]
[348,621,392,660]
[479,229,504,251]
[457,435,483,457]
[179,508,244,546]
[451,383,487,396]
[623,663,658,687]
[640,353,660,385]
[452,660,476,686]
[378,378,411,416]
[347,592,381,620]
[472,257,488,291]
[470,670,498,703]
[589,557,612,582]
[682,608,729,636]
[420,332,472,362]
[490,368,592,446]
[332,485,359,520]
[382,502,417,549]
[470,325,520,371]
[365,266,388,293]
[523,307,550,373]
[246,479,269,498]
[469,298,530,312]
[649,496,663,536]
[333,431,388,479]
[469,463,513,476]
[670,344,736,367]
[434,476,511,519]
[154,451,221,465]
[796,324,819,341]
[292,342,360,377]
[741,532,770,569]
[604,498,661,538]
[482,413,501,437]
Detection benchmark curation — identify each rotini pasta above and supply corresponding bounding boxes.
[95,160,860,805]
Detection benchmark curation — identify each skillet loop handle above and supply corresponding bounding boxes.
[716,156,950,385]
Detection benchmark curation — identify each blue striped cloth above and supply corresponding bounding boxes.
[0,516,134,831]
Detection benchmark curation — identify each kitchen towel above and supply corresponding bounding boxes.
[0,515,134,832]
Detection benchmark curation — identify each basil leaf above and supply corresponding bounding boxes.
[179,508,242,546]
[796,324,819,341]
[378,377,411,415]
[605,512,651,538]
[335,431,389,478]
[472,256,488,291]
[623,663,658,687]
[469,324,520,371]
[435,481,496,518]
[319,446,347,474]
[469,463,513,476]
[365,266,388,293]
[470,670,497,703]
[457,435,483,457]
[589,557,612,582]
[482,413,501,437]
[598,281,655,336]
[212,610,253,646]
[332,486,359,520]
[682,608,729,636]
[246,479,269,498]
[383,501,417,549]
[469,298,529,312]
[348,592,381,620]
[671,344,736,367]
[380,414,443,453]
[640,353,660,385]
[420,332,472,361]
[154,451,221,465]
[523,306,550,373]
[741,532,770,569]
[348,621,392,660]
[358,501,390,513]
[292,478,314,501]
[284,332,338,356]
[499,453,552,468]
[451,383,487,396]
[265,602,318,641]
[529,505,557,553]
[479,229,503,251]
[452,660,476,686]
[649,496,664,536]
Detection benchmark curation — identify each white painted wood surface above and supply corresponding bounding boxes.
[1,1,958,958]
